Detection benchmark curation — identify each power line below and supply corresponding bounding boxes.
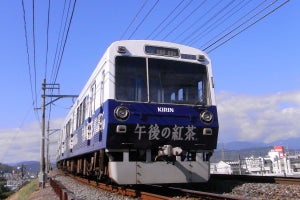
[190,0,246,43]
[51,0,77,84]
[21,0,42,131]
[128,0,160,39]
[146,0,185,39]
[32,0,38,108]
[48,0,77,131]
[199,0,269,50]
[204,0,290,53]
[185,0,236,46]
[50,0,71,84]
[49,0,66,84]
[202,0,274,51]
[152,0,193,40]
[120,0,149,40]
[161,0,208,41]
[44,0,51,79]
[53,0,77,83]
[174,0,221,43]
[21,0,35,107]
[187,0,250,45]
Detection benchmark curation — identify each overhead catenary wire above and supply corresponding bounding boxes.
[47,0,77,135]
[174,0,222,43]
[198,0,269,50]
[44,0,51,79]
[186,0,251,46]
[21,0,35,107]
[32,0,38,109]
[161,0,208,41]
[53,0,77,84]
[49,0,67,85]
[128,0,160,39]
[204,0,290,53]
[50,0,77,85]
[46,0,69,135]
[184,0,236,46]
[202,0,281,52]
[120,0,149,40]
[146,0,185,39]
[151,0,193,40]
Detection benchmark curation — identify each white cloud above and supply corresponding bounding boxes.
[0,118,64,164]
[217,90,300,143]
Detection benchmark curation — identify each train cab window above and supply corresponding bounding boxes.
[115,57,147,102]
[148,58,210,105]
[115,56,210,105]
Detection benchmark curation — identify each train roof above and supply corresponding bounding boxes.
[108,40,210,58]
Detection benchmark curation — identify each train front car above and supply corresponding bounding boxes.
[105,40,218,184]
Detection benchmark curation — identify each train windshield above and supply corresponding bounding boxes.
[115,57,210,105]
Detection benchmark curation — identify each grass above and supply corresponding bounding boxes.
[17,179,38,200]
[6,179,38,200]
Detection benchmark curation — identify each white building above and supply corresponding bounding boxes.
[211,161,232,174]
[211,146,300,176]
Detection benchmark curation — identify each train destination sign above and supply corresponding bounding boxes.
[145,45,179,57]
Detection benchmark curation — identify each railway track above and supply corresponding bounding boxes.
[273,177,300,185]
[211,174,300,184]
[49,171,300,199]
[49,171,242,199]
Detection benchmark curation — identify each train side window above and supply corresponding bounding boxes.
[178,88,183,101]
[82,97,86,124]
[66,119,71,137]
[76,106,81,129]
[90,82,96,115]
[75,97,87,129]
[171,92,175,102]
[100,70,104,105]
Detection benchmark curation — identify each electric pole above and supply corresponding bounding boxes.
[38,79,46,188]
[38,78,78,188]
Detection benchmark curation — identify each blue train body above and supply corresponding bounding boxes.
[57,40,219,184]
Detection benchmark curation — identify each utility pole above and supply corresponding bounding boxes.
[38,79,78,188]
[38,79,46,188]
[46,128,60,173]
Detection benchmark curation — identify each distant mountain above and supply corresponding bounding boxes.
[10,161,40,173]
[0,163,15,173]
[212,137,300,163]
[268,137,300,150]
[217,137,300,151]
[217,141,265,151]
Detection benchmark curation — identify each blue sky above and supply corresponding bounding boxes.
[0,0,299,163]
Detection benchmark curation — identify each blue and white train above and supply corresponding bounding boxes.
[56,40,219,184]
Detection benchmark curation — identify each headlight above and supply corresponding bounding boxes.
[200,110,213,123]
[114,106,130,121]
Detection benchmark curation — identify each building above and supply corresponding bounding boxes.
[211,146,300,176]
